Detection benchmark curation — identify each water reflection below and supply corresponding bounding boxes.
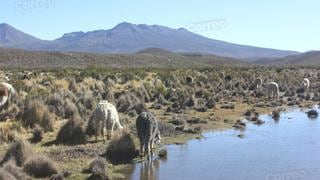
[127,106,320,180]
[139,159,160,180]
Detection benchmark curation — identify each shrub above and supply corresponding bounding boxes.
[21,100,54,132]
[105,130,138,164]
[0,139,33,167]
[56,116,87,145]
[23,155,58,178]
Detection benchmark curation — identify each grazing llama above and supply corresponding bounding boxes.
[255,78,263,90]
[302,78,310,93]
[267,82,279,99]
[136,111,161,160]
[92,100,123,142]
[0,82,15,110]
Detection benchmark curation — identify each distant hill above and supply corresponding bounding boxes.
[0,23,43,47]
[0,22,299,59]
[257,51,320,65]
[0,47,248,69]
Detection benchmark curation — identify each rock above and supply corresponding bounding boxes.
[307,110,318,118]
[272,110,280,120]
[237,134,245,138]
[253,119,265,125]
[158,149,168,159]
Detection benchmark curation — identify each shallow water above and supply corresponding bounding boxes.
[127,107,320,180]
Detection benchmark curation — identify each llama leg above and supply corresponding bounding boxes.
[102,128,106,142]
[140,143,144,159]
[110,123,115,140]
[106,129,110,140]
[150,139,155,157]
[95,120,99,142]
[146,143,150,161]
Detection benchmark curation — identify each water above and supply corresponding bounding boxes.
[127,107,320,180]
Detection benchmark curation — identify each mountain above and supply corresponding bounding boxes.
[0,22,299,59]
[0,23,43,48]
[258,51,320,65]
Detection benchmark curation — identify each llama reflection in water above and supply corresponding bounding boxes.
[140,159,161,180]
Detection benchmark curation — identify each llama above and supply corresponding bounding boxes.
[302,78,310,93]
[255,78,263,89]
[136,111,161,160]
[0,82,16,110]
[0,76,10,82]
[92,100,123,142]
[267,82,279,99]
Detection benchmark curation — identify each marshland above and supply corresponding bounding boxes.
[0,66,319,179]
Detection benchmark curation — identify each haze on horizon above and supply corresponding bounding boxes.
[1,0,319,52]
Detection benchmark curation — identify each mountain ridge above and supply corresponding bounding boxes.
[0,22,299,59]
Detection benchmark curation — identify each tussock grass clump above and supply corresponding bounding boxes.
[86,158,109,180]
[53,79,70,90]
[0,139,33,167]
[47,93,65,117]
[21,100,54,132]
[3,161,30,180]
[64,100,78,119]
[56,116,87,145]
[83,93,96,110]
[23,155,58,178]
[272,109,280,120]
[105,130,137,164]
[49,173,64,180]
[30,125,43,143]
[85,115,98,137]
[0,104,20,122]
[0,121,23,143]
[116,92,145,113]
[0,168,16,180]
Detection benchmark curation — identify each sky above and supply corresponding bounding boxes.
[1,0,319,52]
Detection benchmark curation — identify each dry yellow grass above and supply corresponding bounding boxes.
[53,79,70,90]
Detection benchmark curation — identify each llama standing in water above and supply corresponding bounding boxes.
[267,82,279,99]
[136,111,161,160]
[92,100,123,142]
[302,78,310,93]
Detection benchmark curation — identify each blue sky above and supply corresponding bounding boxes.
[1,0,319,52]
